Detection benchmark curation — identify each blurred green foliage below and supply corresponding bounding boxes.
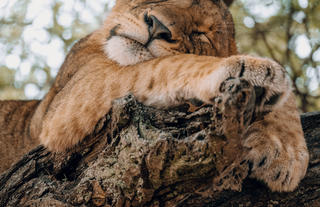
[231,0,320,112]
[0,0,111,100]
[0,0,319,112]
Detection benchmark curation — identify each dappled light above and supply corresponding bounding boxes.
[0,0,114,100]
[232,0,320,111]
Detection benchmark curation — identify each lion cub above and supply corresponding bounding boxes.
[27,0,308,192]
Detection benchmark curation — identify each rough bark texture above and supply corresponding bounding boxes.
[0,94,319,207]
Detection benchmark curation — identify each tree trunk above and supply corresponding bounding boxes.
[0,94,319,207]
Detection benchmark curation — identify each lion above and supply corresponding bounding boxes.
[0,0,308,192]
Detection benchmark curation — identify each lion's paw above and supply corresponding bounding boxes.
[222,56,291,114]
[210,77,256,136]
[242,130,309,192]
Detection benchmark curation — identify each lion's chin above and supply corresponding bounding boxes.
[105,36,154,66]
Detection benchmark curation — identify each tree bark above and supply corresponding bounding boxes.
[0,94,319,207]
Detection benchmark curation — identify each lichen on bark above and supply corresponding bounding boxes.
[1,92,320,206]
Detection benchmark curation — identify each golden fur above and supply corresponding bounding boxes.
[0,0,308,192]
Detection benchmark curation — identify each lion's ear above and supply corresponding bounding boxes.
[223,0,235,7]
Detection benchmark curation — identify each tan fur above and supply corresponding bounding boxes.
[0,0,308,192]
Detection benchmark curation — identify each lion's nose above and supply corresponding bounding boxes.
[144,14,172,43]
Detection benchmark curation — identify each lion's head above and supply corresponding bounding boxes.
[103,0,237,66]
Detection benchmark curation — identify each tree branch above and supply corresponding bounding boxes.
[0,95,319,207]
